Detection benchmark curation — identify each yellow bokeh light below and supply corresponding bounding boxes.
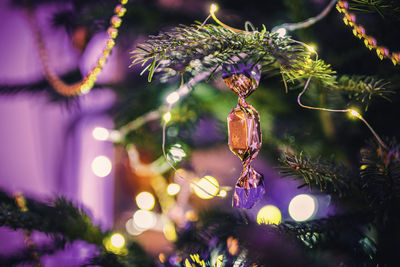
[110,233,125,248]
[92,127,110,141]
[167,183,181,196]
[133,210,157,230]
[210,3,218,14]
[193,175,219,199]
[307,44,317,53]
[163,221,177,242]
[163,112,172,123]
[288,194,317,222]
[348,108,362,119]
[257,205,282,225]
[91,155,112,177]
[136,192,155,210]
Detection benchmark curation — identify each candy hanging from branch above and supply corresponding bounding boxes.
[224,63,265,208]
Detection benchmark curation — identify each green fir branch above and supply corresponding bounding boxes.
[360,138,400,206]
[278,152,357,197]
[0,190,153,267]
[348,0,400,18]
[130,23,337,85]
[333,76,393,110]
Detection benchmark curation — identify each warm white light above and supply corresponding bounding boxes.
[166,92,180,105]
[91,156,112,177]
[276,28,287,37]
[110,233,125,248]
[169,144,186,162]
[167,183,180,196]
[125,218,143,236]
[136,192,155,210]
[133,210,157,230]
[163,112,172,123]
[92,127,110,141]
[288,194,317,222]
[210,3,218,13]
[307,44,317,53]
[193,175,219,199]
[218,189,227,198]
[257,205,282,225]
[349,109,361,119]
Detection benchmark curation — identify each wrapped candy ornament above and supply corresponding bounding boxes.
[223,63,265,209]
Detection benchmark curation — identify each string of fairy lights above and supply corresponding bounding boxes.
[16,1,394,259]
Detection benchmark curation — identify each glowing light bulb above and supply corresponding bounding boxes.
[166,92,180,105]
[288,194,317,222]
[276,28,287,37]
[256,205,282,225]
[167,183,180,196]
[218,189,227,198]
[307,44,317,53]
[193,175,219,199]
[348,108,361,119]
[210,3,218,13]
[136,192,155,210]
[92,127,110,141]
[91,156,112,177]
[163,112,172,123]
[110,233,125,248]
[133,210,157,230]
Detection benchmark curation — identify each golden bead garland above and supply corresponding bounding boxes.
[336,0,400,65]
[27,0,128,96]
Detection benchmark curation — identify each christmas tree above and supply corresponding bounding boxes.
[0,0,400,266]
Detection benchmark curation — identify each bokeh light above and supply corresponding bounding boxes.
[125,218,143,236]
[218,189,227,198]
[276,27,287,37]
[193,175,219,199]
[163,112,171,123]
[288,194,317,222]
[169,144,186,162]
[256,205,282,225]
[166,91,180,105]
[167,183,180,196]
[135,192,155,210]
[110,233,125,248]
[92,127,109,141]
[163,220,177,242]
[91,155,112,177]
[133,210,157,230]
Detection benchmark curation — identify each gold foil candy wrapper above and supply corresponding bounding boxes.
[227,102,265,209]
[222,63,261,98]
[224,62,265,208]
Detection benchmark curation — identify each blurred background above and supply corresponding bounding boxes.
[0,0,399,265]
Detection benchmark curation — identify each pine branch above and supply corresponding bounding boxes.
[0,243,62,267]
[333,76,393,110]
[131,23,336,86]
[348,0,400,18]
[278,152,357,197]
[360,138,400,206]
[0,189,154,267]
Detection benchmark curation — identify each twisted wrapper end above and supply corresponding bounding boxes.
[233,166,265,208]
